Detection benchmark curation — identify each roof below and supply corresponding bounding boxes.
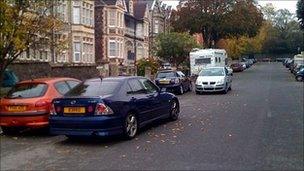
[19,77,80,84]
[134,2,147,19]
[86,76,144,82]
[102,0,117,5]
[141,0,154,10]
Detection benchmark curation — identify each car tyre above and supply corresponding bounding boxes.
[296,75,303,82]
[123,113,138,139]
[178,85,184,95]
[1,126,18,135]
[169,99,180,121]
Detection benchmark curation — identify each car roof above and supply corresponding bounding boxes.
[85,76,145,82]
[18,77,79,84]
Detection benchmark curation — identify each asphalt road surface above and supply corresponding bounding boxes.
[1,62,303,170]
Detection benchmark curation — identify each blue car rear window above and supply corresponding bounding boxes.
[65,80,120,96]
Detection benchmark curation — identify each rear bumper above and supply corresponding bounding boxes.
[195,85,225,92]
[49,116,124,137]
[0,113,49,127]
[156,84,181,92]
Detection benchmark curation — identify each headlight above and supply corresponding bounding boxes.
[217,79,225,84]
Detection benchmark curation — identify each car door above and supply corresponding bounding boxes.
[138,78,165,119]
[127,79,153,123]
[224,68,232,86]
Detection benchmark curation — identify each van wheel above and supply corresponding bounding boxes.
[123,113,138,139]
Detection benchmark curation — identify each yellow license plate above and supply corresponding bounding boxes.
[7,106,26,112]
[64,107,85,114]
[159,80,170,84]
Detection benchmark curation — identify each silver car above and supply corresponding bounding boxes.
[195,67,233,94]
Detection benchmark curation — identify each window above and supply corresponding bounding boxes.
[73,42,81,62]
[195,58,211,65]
[215,57,218,63]
[109,11,116,26]
[137,45,143,59]
[109,40,116,57]
[219,57,221,63]
[6,83,47,99]
[55,81,71,95]
[66,80,80,89]
[128,79,146,94]
[66,80,121,96]
[137,23,143,37]
[154,20,159,33]
[139,78,158,94]
[73,6,80,24]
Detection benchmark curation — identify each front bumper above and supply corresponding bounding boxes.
[195,84,225,92]
[49,115,124,137]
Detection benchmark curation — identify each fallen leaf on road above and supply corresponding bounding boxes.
[146,141,151,143]
[12,137,18,140]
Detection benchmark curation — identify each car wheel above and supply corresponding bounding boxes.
[169,99,179,121]
[223,84,228,94]
[188,83,192,92]
[124,113,138,139]
[178,85,184,95]
[296,76,303,82]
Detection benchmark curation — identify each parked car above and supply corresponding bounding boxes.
[195,67,232,94]
[292,64,304,75]
[230,63,244,72]
[295,68,304,81]
[240,62,247,70]
[154,70,192,95]
[285,59,293,68]
[0,77,81,134]
[49,76,180,139]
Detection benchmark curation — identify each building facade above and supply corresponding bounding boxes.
[18,0,95,65]
[95,0,149,76]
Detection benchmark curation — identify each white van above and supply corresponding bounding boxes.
[294,52,304,66]
[190,49,228,76]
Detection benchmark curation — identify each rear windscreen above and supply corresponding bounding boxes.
[65,80,120,96]
[6,83,47,98]
[156,72,176,78]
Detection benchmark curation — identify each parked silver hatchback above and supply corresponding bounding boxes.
[195,67,233,94]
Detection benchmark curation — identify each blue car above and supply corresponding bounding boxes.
[49,76,180,139]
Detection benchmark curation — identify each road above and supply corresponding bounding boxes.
[0,62,303,170]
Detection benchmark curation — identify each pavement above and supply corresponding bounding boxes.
[0,62,303,170]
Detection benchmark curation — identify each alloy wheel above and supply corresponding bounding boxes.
[296,76,303,82]
[170,100,179,121]
[125,114,138,138]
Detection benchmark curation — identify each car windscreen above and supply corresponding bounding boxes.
[65,80,121,96]
[6,83,48,99]
[199,68,225,76]
[156,72,176,78]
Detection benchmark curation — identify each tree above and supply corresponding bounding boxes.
[155,32,198,67]
[136,58,160,76]
[297,0,304,29]
[0,0,65,87]
[170,0,263,48]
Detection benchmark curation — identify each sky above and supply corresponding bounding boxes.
[162,0,298,14]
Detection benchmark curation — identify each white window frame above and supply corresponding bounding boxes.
[108,10,116,27]
[109,40,116,57]
[73,42,81,62]
[73,6,80,24]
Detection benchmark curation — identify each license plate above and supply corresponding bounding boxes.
[64,107,85,114]
[159,80,170,84]
[7,106,26,112]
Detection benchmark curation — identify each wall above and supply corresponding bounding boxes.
[9,62,99,81]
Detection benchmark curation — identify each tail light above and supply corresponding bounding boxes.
[50,103,57,115]
[35,100,51,107]
[95,103,114,115]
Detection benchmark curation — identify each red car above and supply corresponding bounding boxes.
[230,63,244,72]
[0,77,81,134]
